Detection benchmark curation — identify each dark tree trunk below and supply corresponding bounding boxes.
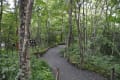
[0,0,3,43]
[75,0,84,66]
[67,0,73,48]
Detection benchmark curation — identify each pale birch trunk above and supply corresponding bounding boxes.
[18,0,34,80]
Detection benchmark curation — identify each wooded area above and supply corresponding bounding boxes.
[0,0,120,80]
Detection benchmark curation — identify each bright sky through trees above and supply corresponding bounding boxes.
[8,0,14,8]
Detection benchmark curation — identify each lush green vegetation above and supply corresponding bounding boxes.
[31,57,54,80]
[60,0,120,79]
[0,0,64,79]
[0,50,54,80]
[0,0,120,80]
[61,43,120,80]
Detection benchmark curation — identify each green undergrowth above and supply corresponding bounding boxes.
[0,49,55,80]
[31,56,54,80]
[33,42,65,57]
[0,50,19,80]
[61,44,120,80]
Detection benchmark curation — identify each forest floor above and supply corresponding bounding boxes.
[42,45,107,80]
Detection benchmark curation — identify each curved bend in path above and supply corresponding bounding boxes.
[42,45,107,80]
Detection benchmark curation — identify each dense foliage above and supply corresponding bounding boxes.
[61,44,120,80]
[0,0,120,80]
[0,50,54,80]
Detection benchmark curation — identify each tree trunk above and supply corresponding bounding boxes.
[46,18,50,46]
[67,0,73,48]
[0,0,3,44]
[75,1,83,66]
[36,12,41,46]
[65,0,73,59]
[0,0,3,29]
[18,0,34,80]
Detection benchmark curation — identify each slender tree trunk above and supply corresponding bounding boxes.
[46,18,50,46]
[0,0,3,29]
[61,15,64,42]
[92,0,98,54]
[85,0,88,52]
[81,0,85,65]
[36,12,41,46]
[75,0,83,66]
[65,0,73,59]
[0,0,3,44]
[14,0,18,23]
[14,0,19,51]
[67,0,73,48]
[18,0,34,80]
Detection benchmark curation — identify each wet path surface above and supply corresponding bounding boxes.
[42,45,107,80]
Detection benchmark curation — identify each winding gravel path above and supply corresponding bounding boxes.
[42,45,107,80]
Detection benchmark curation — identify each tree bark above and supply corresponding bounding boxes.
[36,12,41,46]
[0,0,3,44]
[75,0,83,66]
[67,0,73,48]
[0,0,3,29]
[18,0,34,80]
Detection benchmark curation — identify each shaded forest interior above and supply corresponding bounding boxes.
[0,0,120,80]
